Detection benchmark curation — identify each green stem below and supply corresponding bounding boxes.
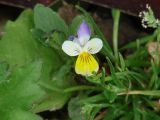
[79,94,106,103]
[112,9,120,62]
[118,90,160,97]
[156,27,160,65]
[64,85,102,93]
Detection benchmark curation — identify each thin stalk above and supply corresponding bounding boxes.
[156,27,160,65]
[112,9,120,62]
[79,94,106,103]
[118,90,160,97]
[64,85,102,93]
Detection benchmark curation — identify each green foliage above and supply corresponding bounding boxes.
[67,5,160,120]
[0,109,42,120]
[32,60,75,112]
[0,5,75,119]
[1,3,160,120]
[0,61,44,120]
[34,4,68,34]
[33,4,68,46]
[0,62,9,81]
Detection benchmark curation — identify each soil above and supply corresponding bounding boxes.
[0,5,21,36]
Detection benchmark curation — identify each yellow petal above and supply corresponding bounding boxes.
[75,52,99,76]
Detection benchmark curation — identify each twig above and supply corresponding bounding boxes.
[94,110,108,120]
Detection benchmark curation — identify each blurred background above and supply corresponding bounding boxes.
[0,0,155,46]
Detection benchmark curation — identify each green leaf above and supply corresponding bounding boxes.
[120,33,156,51]
[106,57,123,87]
[32,60,75,112]
[0,61,44,120]
[68,95,86,120]
[34,4,68,34]
[103,109,118,120]
[103,90,117,103]
[119,112,133,120]
[119,53,126,71]
[31,28,49,46]
[103,104,127,120]
[141,110,160,120]
[49,31,66,52]
[0,62,9,81]
[132,96,141,120]
[0,9,74,113]
[0,109,42,120]
[68,94,109,120]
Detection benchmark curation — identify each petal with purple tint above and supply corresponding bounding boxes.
[68,35,75,41]
[68,35,80,44]
[77,21,91,46]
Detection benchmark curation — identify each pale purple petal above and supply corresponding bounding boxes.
[77,21,91,46]
[77,21,91,37]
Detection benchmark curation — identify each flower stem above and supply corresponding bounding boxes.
[118,90,160,97]
[63,85,102,93]
[112,9,120,62]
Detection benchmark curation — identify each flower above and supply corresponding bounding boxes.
[139,4,160,28]
[62,21,103,76]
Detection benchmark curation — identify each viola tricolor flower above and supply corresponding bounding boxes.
[62,21,103,76]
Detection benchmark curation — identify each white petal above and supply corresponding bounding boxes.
[83,38,103,54]
[73,37,80,44]
[78,36,90,46]
[62,41,82,56]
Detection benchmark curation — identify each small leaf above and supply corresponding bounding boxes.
[103,90,117,103]
[0,9,74,113]
[31,60,75,113]
[0,109,42,120]
[0,62,9,81]
[68,95,86,120]
[141,110,160,120]
[0,61,45,110]
[0,61,45,119]
[119,53,126,71]
[34,4,68,34]
[106,57,123,87]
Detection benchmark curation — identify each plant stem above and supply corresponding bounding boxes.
[79,94,106,103]
[112,9,120,62]
[118,90,160,97]
[64,85,102,93]
[95,110,108,120]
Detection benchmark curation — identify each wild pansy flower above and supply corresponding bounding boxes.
[62,21,103,76]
